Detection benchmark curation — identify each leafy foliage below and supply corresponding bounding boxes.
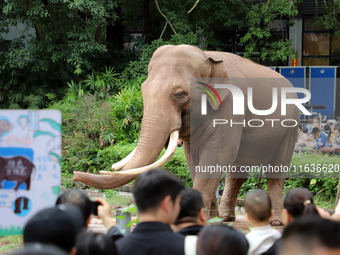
[241,0,302,63]
[110,77,144,142]
[0,0,118,108]
[164,147,192,187]
[120,32,198,81]
[65,67,119,102]
[50,93,115,174]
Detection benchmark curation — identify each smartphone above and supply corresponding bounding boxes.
[91,201,101,216]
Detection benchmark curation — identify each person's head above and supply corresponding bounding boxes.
[244,189,272,226]
[299,126,308,135]
[75,231,118,255]
[324,124,331,134]
[312,127,321,138]
[334,125,340,135]
[313,117,320,127]
[174,188,207,227]
[12,244,68,255]
[24,204,85,254]
[197,225,248,255]
[133,168,185,224]
[282,188,319,224]
[280,217,340,255]
[56,190,92,226]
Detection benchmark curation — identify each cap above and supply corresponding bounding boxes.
[23,204,85,252]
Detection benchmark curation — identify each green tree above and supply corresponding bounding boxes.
[0,0,118,108]
[119,0,299,64]
[240,0,302,64]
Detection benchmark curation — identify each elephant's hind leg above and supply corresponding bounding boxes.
[267,177,285,226]
[267,130,296,226]
[25,176,31,191]
[23,197,29,210]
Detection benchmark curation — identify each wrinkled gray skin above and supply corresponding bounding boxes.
[74,45,299,225]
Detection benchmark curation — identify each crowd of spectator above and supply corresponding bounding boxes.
[11,168,340,255]
[295,117,340,155]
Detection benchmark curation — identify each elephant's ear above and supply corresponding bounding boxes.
[203,55,231,111]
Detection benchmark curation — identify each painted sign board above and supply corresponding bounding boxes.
[0,110,61,236]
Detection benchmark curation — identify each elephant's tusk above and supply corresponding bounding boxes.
[111,148,136,170]
[100,130,179,176]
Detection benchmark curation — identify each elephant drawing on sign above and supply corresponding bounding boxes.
[74,45,300,225]
[0,156,35,213]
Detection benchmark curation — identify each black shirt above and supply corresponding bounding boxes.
[177,225,203,236]
[116,221,185,255]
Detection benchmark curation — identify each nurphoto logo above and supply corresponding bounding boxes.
[197,81,312,128]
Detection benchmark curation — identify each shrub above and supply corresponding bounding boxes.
[163,147,192,187]
[50,93,115,173]
[110,77,144,143]
[91,143,137,173]
[65,67,119,103]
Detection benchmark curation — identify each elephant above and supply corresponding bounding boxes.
[0,156,35,191]
[74,45,300,225]
[0,156,35,213]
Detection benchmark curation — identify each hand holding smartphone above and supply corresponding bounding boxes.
[91,201,102,216]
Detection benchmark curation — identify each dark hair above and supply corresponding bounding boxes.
[12,244,67,255]
[244,189,271,222]
[312,127,320,134]
[283,188,319,219]
[56,189,92,224]
[281,217,340,253]
[133,168,185,212]
[301,126,308,133]
[76,231,118,255]
[175,188,204,224]
[197,225,248,255]
[24,205,85,253]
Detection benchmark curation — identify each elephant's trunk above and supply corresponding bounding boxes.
[122,111,171,171]
[73,107,179,189]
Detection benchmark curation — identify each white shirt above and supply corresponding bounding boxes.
[246,225,281,255]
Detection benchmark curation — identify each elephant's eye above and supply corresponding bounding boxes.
[175,91,186,98]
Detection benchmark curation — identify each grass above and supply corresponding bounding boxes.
[102,190,133,208]
[314,193,336,209]
[0,235,23,254]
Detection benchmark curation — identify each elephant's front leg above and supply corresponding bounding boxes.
[14,197,22,214]
[267,177,285,226]
[219,169,247,222]
[193,177,221,218]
